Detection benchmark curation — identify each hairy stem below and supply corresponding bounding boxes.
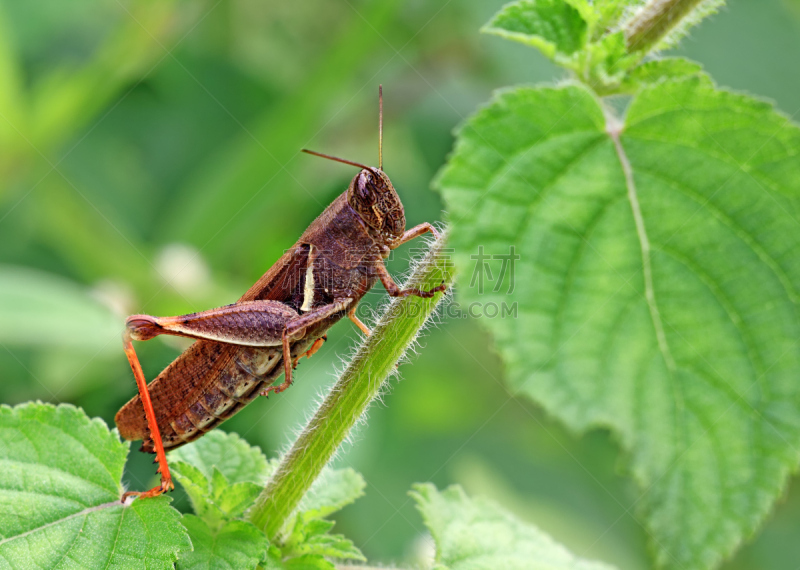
[625,0,704,52]
[247,232,453,539]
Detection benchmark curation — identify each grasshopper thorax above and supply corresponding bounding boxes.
[348,168,405,243]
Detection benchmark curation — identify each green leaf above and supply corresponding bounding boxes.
[0,402,190,568]
[171,460,223,524]
[283,517,365,563]
[263,546,336,570]
[171,429,271,485]
[292,533,365,561]
[411,483,616,570]
[212,472,263,520]
[576,31,642,93]
[177,515,268,570]
[0,266,121,351]
[279,468,366,564]
[436,79,800,568]
[482,0,588,62]
[619,57,708,93]
[171,431,271,527]
[297,466,366,520]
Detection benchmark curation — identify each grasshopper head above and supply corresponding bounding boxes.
[348,168,405,242]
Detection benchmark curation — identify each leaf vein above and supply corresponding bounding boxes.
[511,135,607,242]
[608,128,678,377]
[0,501,120,549]
[655,244,768,400]
[623,134,800,225]
[637,164,800,305]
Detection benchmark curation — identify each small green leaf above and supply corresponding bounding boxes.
[283,517,365,563]
[436,78,800,568]
[297,466,366,520]
[293,533,365,561]
[171,431,271,527]
[171,429,272,485]
[213,479,263,519]
[280,473,367,563]
[302,519,336,537]
[0,403,190,567]
[263,545,286,569]
[264,547,336,570]
[482,0,588,62]
[576,31,642,93]
[619,57,707,93]
[411,483,616,570]
[178,515,268,570]
[171,460,228,527]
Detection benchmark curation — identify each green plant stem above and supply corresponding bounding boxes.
[247,232,454,539]
[625,0,704,52]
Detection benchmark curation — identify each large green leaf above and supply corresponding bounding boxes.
[0,402,190,568]
[411,483,616,570]
[435,79,800,568]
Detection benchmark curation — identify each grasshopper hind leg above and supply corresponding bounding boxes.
[120,331,174,501]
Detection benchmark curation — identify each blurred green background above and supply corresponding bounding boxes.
[1,0,799,568]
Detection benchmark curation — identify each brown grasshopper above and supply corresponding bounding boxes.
[115,87,445,500]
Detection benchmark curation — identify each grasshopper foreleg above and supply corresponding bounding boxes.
[378,222,446,298]
[395,222,441,246]
[374,262,446,299]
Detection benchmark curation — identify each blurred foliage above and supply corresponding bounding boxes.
[0,0,798,568]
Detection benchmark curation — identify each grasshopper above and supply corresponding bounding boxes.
[115,87,445,500]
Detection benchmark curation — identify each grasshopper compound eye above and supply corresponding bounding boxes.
[355,171,377,207]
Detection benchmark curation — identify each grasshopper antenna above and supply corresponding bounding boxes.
[302,149,374,172]
[378,84,383,170]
